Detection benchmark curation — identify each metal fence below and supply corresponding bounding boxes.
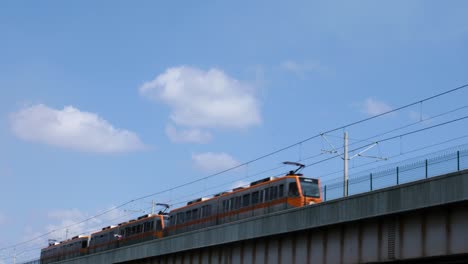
[322,147,468,201]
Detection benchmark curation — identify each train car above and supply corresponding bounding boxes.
[88,213,168,254]
[117,213,168,247]
[166,171,322,236]
[88,225,118,254]
[40,235,89,264]
[40,241,59,264]
[40,163,320,262]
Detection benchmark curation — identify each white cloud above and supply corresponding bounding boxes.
[10,104,146,153]
[192,152,240,173]
[281,60,328,77]
[165,124,212,144]
[361,98,393,116]
[140,66,261,142]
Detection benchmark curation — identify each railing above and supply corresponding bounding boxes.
[322,146,468,201]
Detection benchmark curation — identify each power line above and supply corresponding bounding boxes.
[319,134,468,182]
[321,141,468,190]
[304,114,468,169]
[346,104,468,148]
[2,82,467,252]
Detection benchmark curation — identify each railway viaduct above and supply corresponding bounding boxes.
[52,169,468,264]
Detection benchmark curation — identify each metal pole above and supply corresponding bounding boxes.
[344,131,349,197]
[457,151,460,171]
[425,159,428,178]
[370,173,373,191]
[396,166,399,185]
[324,185,327,201]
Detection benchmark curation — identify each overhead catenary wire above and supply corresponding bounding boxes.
[304,114,468,169]
[319,134,468,183]
[321,103,468,151]
[2,83,468,253]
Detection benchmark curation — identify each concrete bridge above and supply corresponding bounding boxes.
[52,169,468,264]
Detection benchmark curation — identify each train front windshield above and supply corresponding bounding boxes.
[299,178,320,197]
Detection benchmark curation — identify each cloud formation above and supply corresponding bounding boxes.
[361,98,393,116]
[165,124,212,144]
[10,104,146,153]
[192,152,240,173]
[140,66,261,143]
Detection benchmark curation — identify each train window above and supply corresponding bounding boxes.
[192,209,198,220]
[251,191,259,204]
[265,188,270,201]
[234,196,241,209]
[200,206,205,217]
[170,215,175,225]
[223,200,228,212]
[156,220,163,230]
[126,227,131,236]
[177,212,185,224]
[207,205,212,216]
[186,210,192,221]
[288,182,299,197]
[230,197,235,210]
[144,222,150,231]
[202,205,212,217]
[269,186,274,200]
[242,194,251,207]
[259,190,264,202]
[272,186,278,199]
[279,184,284,197]
[300,178,320,197]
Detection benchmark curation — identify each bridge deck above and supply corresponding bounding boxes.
[55,169,468,264]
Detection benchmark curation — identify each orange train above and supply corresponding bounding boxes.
[40,168,322,263]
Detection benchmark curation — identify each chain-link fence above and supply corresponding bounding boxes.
[322,148,468,201]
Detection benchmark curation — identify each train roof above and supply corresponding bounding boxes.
[116,214,162,228]
[90,225,119,236]
[171,174,314,213]
[42,235,89,250]
[89,214,162,236]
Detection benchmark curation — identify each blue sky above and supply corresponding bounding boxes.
[1,1,468,262]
